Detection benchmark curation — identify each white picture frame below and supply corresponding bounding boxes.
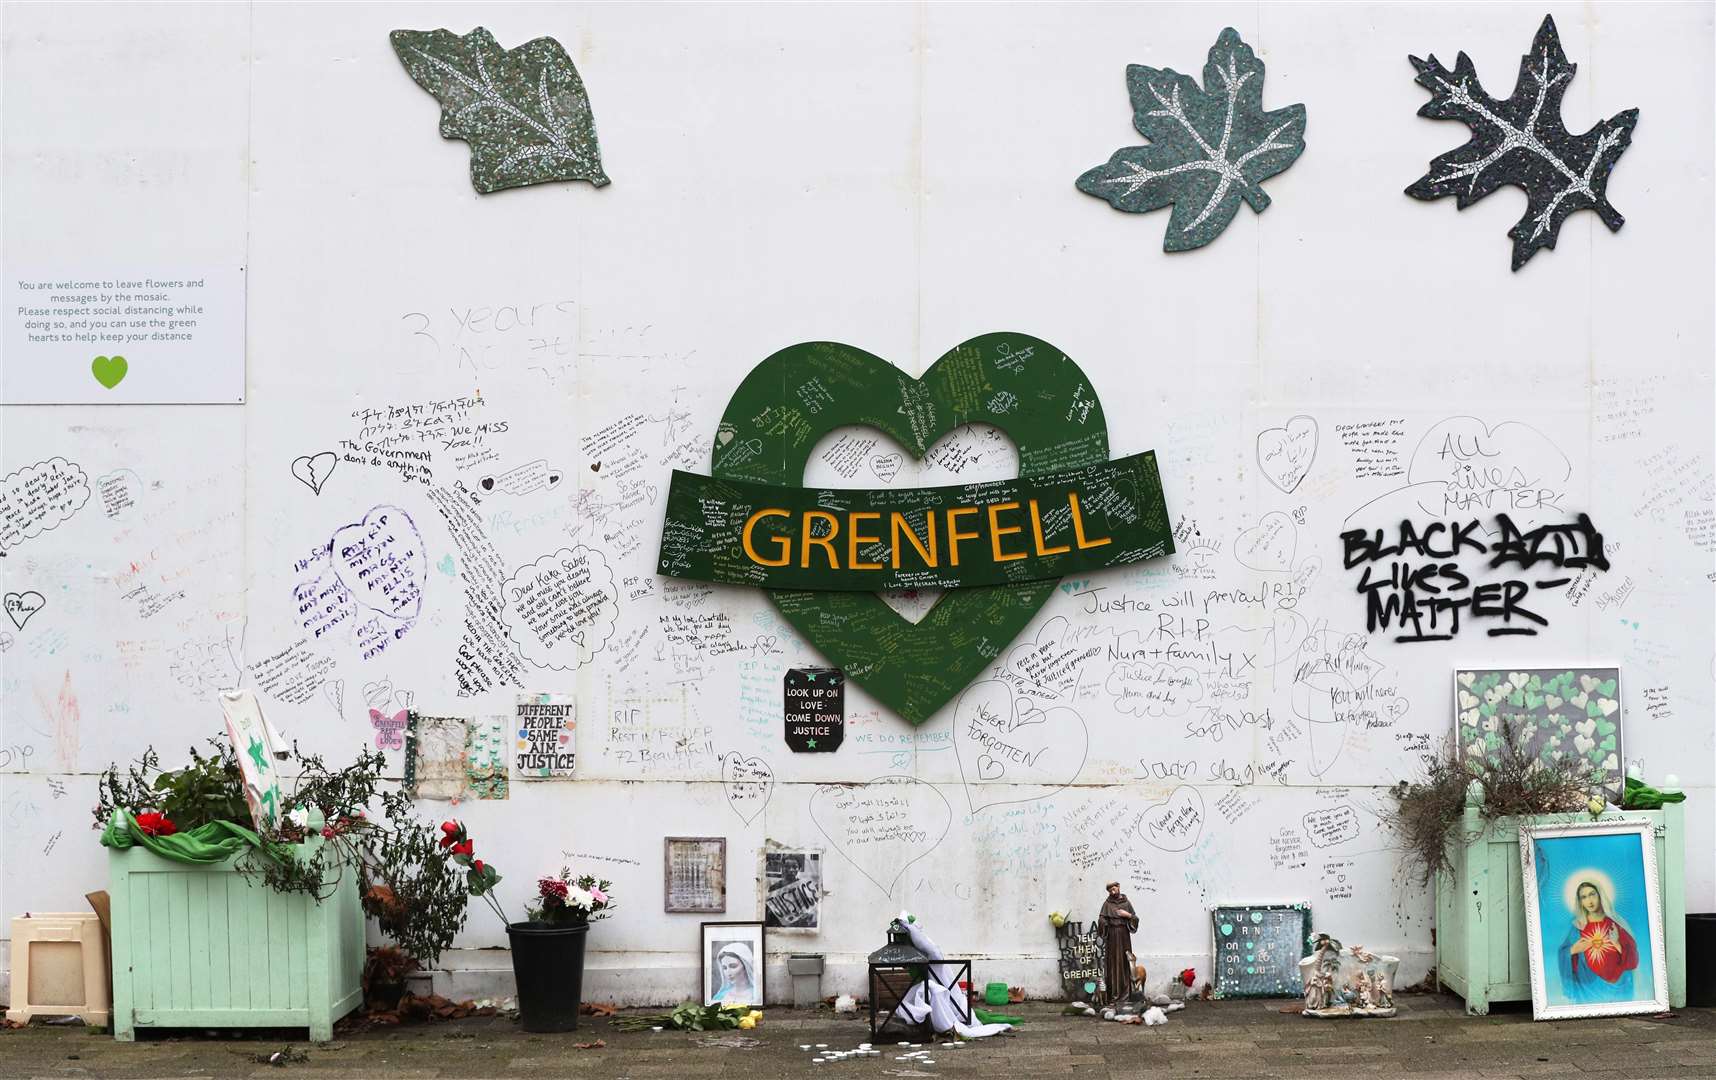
[701,921,765,1007]
[1519,818,1668,1020]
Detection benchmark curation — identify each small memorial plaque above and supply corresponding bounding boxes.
[784,667,844,752]
[1211,902,1312,998]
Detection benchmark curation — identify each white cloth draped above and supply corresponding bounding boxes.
[886,920,1013,1039]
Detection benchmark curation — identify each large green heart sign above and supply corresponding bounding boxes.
[698,332,1168,725]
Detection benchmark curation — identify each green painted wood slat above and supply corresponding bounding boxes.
[1436,803,1687,1015]
[107,838,361,1043]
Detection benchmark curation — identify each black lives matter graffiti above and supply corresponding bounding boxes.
[1340,513,1608,643]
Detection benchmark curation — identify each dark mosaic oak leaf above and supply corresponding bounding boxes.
[1076,28,1306,252]
[1405,15,1638,270]
[391,27,608,194]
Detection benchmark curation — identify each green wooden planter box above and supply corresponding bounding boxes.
[1436,801,1686,1014]
[108,837,364,1041]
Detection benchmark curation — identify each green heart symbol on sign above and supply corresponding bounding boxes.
[1219,923,1234,936]
[711,333,1113,725]
[91,355,128,389]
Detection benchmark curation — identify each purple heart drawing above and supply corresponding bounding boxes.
[330,506,425,621]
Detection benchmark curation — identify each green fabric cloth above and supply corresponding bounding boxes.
[1621,776,1686,810]
[973,1007,1022,1026]
[100,809,278,865]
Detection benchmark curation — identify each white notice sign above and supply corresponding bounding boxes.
[3,267,245,403]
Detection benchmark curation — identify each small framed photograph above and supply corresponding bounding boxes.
[1520,819,1668,1019]
[763,851,822,930]
[664,836,727,913]
[701,921,765,1007]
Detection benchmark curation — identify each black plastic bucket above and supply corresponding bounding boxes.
[1688,914,1716,1008]
[508,922,589,1032]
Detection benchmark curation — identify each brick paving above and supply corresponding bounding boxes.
[1,996,1712,1079]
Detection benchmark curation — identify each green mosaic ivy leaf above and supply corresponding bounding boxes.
[1076,28,1306,252]
[391,26,609,194]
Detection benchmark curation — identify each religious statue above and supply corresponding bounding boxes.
[1098,881,1140,1004]
[1298,932,1399,1018]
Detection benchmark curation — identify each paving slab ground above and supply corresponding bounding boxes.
[2,996,1712,1079]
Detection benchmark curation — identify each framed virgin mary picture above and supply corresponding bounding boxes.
[1519,819,1668,1019]
[701,921,765,1007]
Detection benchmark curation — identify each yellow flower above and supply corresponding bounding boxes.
[748,1009,763,1019]
[738,1016,757,1030]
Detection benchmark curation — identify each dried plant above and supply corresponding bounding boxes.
[1384,717,1600,885]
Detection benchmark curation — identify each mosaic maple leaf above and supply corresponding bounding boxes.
[1405,15,1638,270]
[391,27,608,194]
[1076,28,1306,252]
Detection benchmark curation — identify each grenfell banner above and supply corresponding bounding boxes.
[657,451,1171,591]
[653,332,1174,725]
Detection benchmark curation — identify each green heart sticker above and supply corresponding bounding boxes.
[1220,923,1234,936]
[91,355,128,389]
[708,334,1140,725]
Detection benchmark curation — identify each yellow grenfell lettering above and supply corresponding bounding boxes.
[988,501,1026,562]
[890,511,938,568]
[1029,498,1071,556]
[802,509,841,568]
[946,507,981,566]
[1069,491,1111,549]
[739,489,1113,571]
[742,508,791,566]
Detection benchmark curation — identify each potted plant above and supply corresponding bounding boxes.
[357,814,487,1006]
[94,739,374,1041]
[362,946,416,1012]
[94,737,492,1039]
[447,836,613,1034]
[1385,727,1687,1014]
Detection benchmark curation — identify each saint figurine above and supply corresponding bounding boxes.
[1098,881,1140,1003]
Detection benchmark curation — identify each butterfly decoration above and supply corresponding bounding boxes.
[370,707,409,750]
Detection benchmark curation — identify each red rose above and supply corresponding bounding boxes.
[439,821,460,848]
[473,860,486,873]
[321,826,335,839]
[136,811,177,837]
[539,877,569,901]
[1179,968,1196,987]
[452,839,474,857]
